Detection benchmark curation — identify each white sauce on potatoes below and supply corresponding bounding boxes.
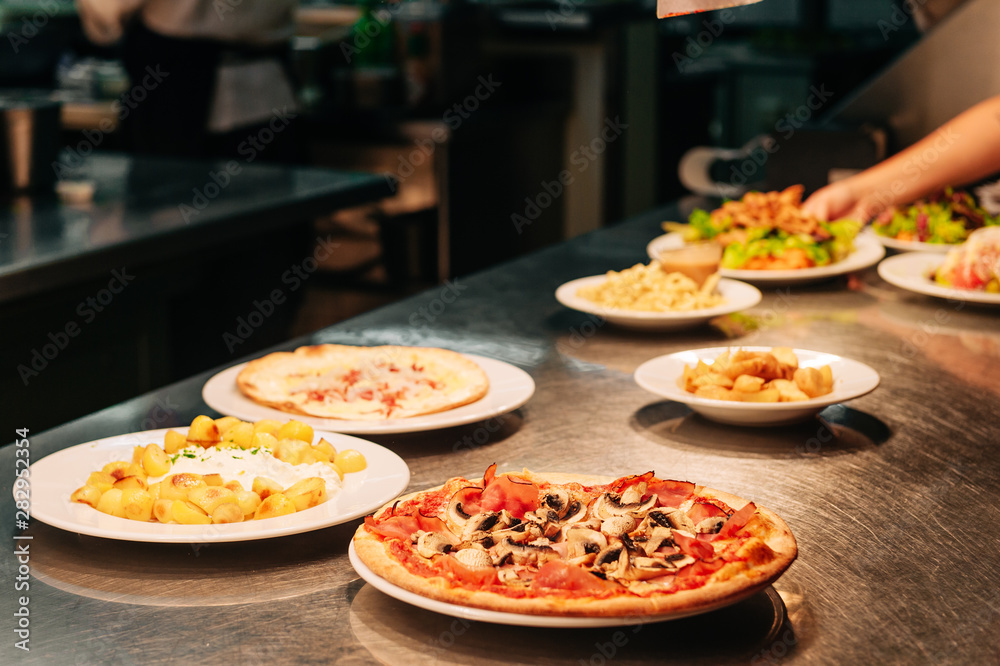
[151,446,342,491]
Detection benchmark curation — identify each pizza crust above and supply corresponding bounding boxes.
[236,345,490,420]
[353,471,797,618]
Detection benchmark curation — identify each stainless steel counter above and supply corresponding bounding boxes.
[2,203,999,664]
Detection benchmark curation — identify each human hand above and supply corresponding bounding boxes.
[802,180,886,222]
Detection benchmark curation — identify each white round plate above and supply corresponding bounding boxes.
[874,234,954,253]
[348,542,764,627]
[27,428,410,543]
[634,347,880,426]
[646,232,886,285]
[877,252,1000,305]
[554,276,762,331]
[202,354,535,434]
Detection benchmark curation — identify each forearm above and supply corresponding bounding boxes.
[75,0,146,45]
[849,95,1000,207]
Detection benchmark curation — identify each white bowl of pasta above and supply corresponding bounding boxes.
[555,272,762,331]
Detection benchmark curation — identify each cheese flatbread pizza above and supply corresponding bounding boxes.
[237,345,489,420]
[353,465,797,617]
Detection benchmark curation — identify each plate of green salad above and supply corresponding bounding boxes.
[871,188,1000,253]
[647,187,884,285]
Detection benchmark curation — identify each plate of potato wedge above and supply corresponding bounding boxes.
[26,419,410,543]
[634,347,880,426]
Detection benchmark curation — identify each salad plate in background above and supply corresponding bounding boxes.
[871,188,999,252]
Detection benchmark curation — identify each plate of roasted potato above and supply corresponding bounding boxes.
[634,347,879,425]
[26,417,410,543]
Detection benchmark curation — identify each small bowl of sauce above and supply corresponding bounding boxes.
[656,241,723,286]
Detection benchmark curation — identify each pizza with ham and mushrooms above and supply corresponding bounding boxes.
[353,465,797,617]
[236,345,489,420]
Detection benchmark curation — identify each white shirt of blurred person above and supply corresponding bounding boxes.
[76,0,300,160]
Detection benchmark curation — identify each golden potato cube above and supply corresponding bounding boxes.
[253,419,283,436]
[159,473,208,501]
[283,477,327,512]
[738,388,781,402]
[164,429,187,454]
[113,475,148,491]
[188,486,238,514]
[86,471,116,493]
[121,488,154,522]
[96,488,126,518]
[312,438,337,462]
[793,367,828,398]
[251,431,278,451]
[694,385,738,401]
[236,490,262,519]
[252,476,283,500]
[153,499,174,523]
[171,500,211,525]
[771,379,810,401]
[102,461,131,480]
[771,347,799,370]
[692,372,734,389]
[254,493,296,520]
[211,503,244,524]
[298,450,326,466]
[124,462,147,480]
[71,485,103,507]
[277,420,314,444]
[148,482,161,501]
[334,449,367,474]
[733,374,766,393]
[214,416,243,434]
[324,462,344,481]
[202,473,224,487]
[224,480,245,493]
[131,445,145,464]
[221,422,254,449]
[186,415,221,447]
[141,444,171,477]
[273,438,310,465]
[819,365,834,392]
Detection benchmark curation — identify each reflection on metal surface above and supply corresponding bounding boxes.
[27,521,357,607]
[349,583,787,665]
[631,402,888,459]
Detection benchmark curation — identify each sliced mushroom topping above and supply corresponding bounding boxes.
[541,487,571,518]
[628,556,675,581]
[643,526,674,557]
[562,499,589,524]
[620,482,647,506]
[460,530,496,549]
[453,547,493,570]
[645,508,673,529]
[666,509,697,533]
[696,515,726,534]
[594,491,657,520]
[415,531,455,559]
[566,528,608,559]
[523,509,562,539]
[601,515,636,538]
[497,568,521,584]
[446,491,476,527]
[491,536,556,566]
[593,543,625,573]
[663,553,696,569]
